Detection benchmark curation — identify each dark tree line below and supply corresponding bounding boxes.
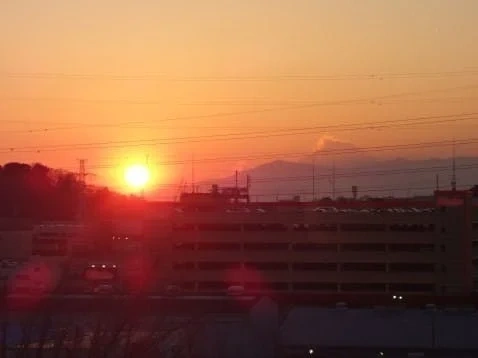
[0,299,227,358]
[0,162,140,221]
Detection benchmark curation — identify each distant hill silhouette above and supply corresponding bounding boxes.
[200,156,478,202]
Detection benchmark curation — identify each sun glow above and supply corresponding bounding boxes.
[124,164,150,189]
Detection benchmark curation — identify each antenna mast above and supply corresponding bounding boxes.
[451,141,457,191]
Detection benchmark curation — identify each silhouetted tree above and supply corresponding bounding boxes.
[0,161,132,221]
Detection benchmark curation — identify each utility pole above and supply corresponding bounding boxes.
[77,159,87,222]
[235,170,239,204]
[451,140,457,191]
[316,165,320,200]
[191,154,195,193]
[332,161,336,200]
[312,164,315,202]
[246,174,251,203]
[435,174,440,191]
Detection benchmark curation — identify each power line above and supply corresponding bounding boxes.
[1,113,477,152]
[3,95,478,107]
[3,69,478,81]
[71,139,478,172]
[84,162,478,188]
[233,163,478,185]
[2,108,478,136]
[1,83,477,131]
[91,162,478,198]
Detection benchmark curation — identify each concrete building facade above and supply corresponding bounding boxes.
[146,192,474,296]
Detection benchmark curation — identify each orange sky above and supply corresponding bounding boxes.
[1,0,478,197]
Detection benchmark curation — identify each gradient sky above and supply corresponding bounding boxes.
[1,0,478,196]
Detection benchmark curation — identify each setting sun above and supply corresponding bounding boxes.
[124,164,150,189]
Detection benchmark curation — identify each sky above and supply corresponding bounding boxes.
[1,0,478,197]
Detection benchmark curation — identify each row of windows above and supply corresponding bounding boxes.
[32,237,68,244]
[35,232,76,237]
[32,241,68,256]
[172,223,437,232]
[173,262,438,273]
[174,242,439,253]
[176,281,435,292]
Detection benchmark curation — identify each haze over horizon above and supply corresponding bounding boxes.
[1,0,478,197]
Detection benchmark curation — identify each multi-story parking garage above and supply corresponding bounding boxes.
[146,190,474,297]
[0,188,475,298]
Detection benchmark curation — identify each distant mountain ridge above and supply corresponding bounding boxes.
[201,156,478,201]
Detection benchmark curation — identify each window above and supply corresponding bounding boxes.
[15,274,30,280]
[341,244,386,252]
[36,232,60,237]
[390,224,435,232]
[341,283,386,292]
[245,281,288,290]
[32,249,67,256]
[32,239,68,256]
[172,224,195,231]
[197,262,241,270]
[309,224,338,232]
[262,223,288,231]
[242,223,287,231]
[244,262,288,270]
[389,263,435,273]
[388,244,434,252]
[341,223,387,232]
[173,262,195,270]
[292,263,337,271]
[292,224,309,232]
[83,268,117,281]
[179,281,195,291]
[293,243,337,252]
[197,281,230,290]
[197,242,241,251]
[342,263,386,272]
[389,283,435,293]
[173,242,195,251]
[245,282,262,290]
[197,223,242,231]
[71,245,91,257]
[243,224,265,231]
[292,282,338,291]
[268,282,289,290]
[244,242,288,251]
